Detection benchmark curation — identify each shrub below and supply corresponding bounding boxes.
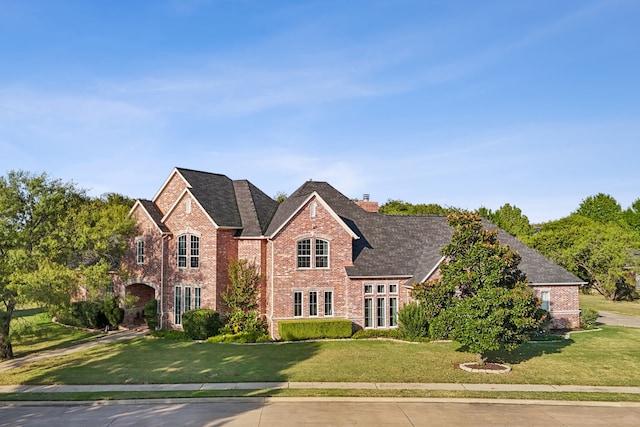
[182,309,223,340]
[351,329,402,340]
[58,301,107,329]
[580,307,599,329]
[102,296,124,329]
[398,302,428,341]
[222,310,267,334]
[207,331,271,343]
[278,319,352,341]
[144,299,158,330]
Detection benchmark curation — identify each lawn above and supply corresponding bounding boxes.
[8,308,101,358]
[580,294,640,317]
[2,325,639,388]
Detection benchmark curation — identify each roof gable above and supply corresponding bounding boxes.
[129,199,170,234]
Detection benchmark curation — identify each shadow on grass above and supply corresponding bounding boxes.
[9,338,322,385]
[482,338,574,365]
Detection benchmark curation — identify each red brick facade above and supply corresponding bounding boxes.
[116,168,581,335]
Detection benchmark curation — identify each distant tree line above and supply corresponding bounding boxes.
[380,194,640,301]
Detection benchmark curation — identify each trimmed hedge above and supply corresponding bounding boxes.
[351,328,402,340]
[182,309,223,340]
[278,319,353,341]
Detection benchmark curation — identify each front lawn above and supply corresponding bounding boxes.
[1,326,639,387]
[579,294,640,317]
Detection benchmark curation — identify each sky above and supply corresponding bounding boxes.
[1,0,639,223]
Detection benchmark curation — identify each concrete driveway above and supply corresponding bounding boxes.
[2,398,640,427]
[597,311,640,328]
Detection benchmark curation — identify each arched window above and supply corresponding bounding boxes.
[296,238,329,269]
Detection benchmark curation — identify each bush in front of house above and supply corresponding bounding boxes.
[58,298,125,330]
[278,319,353,341]
[143,299,158,330]
[207,331,271,344]
[182,309,223,340]
[397,302,429,341]
[580,308,599,329]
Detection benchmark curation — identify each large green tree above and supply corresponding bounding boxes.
[0,171,135,359]
[575,193,622,224]
[477,203,534,239]
[430,212,542,366]
[379,200,451,215]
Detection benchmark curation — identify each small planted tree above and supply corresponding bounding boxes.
[223,259,266,334]
[433,211,542,367]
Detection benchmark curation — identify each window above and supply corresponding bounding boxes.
[190,235,199,268]
[136,239,144,264]
[376,298,386,327]
[315,239,329,268]
[294,291,303,317]
[175,286,182,325]
[184,286,192,312]
[389,297,398,327]
[541,291,551,311]
[310,201,317,218]
[296,238,329,269]
[309,291,318,316]
[297,239,311,268]
[178,234,200,269]
[194,287,201,310]
[324,291,333,316]
[364,283,399,329]
[364,298,373,328]
[177,236,187,268]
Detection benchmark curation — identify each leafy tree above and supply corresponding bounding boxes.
[0,171,135,359]
[528,215,639,301]
[431,212,542,366]
[575,193,622,224]
[621,198,640,234]
[223,259,266,333]
[379,200,451,215]
[477,204,534,239]
[274,192,287,204]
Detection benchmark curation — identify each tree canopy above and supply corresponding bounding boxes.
[0,171,135,359]
[379,200,452,215]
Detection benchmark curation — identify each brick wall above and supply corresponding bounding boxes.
[530,284,580,329]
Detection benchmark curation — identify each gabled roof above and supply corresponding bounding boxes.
[130,199,170,233]
[233,180,279,237]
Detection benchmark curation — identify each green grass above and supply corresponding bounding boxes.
[9,308,101,358]
[2,326,639,387]
[580,294,640,317]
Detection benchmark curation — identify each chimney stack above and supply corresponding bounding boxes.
[355,194,378,213]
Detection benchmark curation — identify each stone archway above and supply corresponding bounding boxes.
[124,282,157,326]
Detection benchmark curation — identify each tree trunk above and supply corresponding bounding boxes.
[0,300,15,360]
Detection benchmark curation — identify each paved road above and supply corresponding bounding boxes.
[1,398,640,427]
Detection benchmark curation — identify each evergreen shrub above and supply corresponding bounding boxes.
[182,309,223,340]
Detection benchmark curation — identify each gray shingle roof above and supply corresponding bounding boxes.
[157,168,582,285]
[138,199,170,233]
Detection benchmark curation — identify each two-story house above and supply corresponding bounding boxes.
[116,167,583,337]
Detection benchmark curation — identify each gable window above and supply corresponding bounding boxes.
[136,239,144,265]
[177,234,200,269]
[296,238,330,269]
[297,239,311,268]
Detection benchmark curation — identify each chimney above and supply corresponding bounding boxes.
[355,194,378,213]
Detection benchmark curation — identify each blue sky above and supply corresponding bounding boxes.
[1,0,638,223]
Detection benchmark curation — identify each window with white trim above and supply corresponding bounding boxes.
[309,291,318,317]
[177,234,200,269]
[136,238,144,264]
[175,285,201,325]
[324,291,333,316]
[175,286,183,325]
[184,286,192,312]
[364,282,399,329]
[541,291,551,311]
[194,287,201,310]
[296,238,330,269]
[294,291,303,317]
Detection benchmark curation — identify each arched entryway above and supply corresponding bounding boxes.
[124,281,157,327]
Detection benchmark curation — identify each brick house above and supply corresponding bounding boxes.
[115,167,583,336]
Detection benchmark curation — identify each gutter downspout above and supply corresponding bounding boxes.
[268,238,275,339]
[160,232,171,329]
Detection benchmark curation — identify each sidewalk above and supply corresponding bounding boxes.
[1,381,640,395]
